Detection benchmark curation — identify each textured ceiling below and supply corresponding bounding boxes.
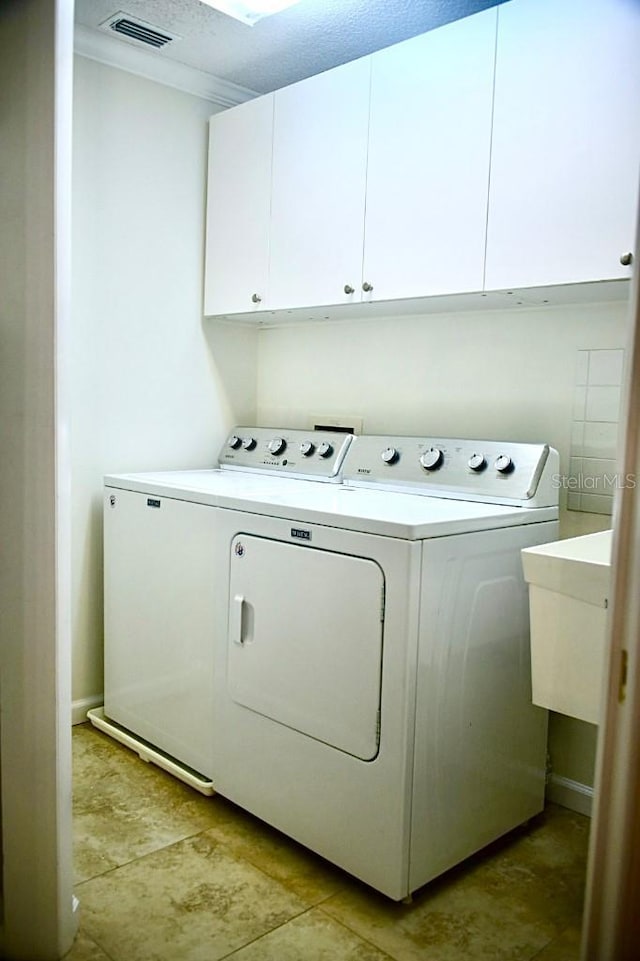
[75,0,507,95]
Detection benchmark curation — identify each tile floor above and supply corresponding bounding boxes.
[67,723,589,961]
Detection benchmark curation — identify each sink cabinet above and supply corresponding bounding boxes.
[522,531,612,725]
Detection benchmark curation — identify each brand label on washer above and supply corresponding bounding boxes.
[147,498,161,508]
[291,527,311,541]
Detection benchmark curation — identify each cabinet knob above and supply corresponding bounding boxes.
[343,284,355,295]
[620,252,634,267]
[362,281,374,293]
[251,292,262,303]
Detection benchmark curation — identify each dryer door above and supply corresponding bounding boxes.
[228,535,384,761]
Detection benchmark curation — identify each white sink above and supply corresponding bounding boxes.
[521,530,612,725]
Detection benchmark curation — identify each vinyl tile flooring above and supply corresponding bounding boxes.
[66,723,589,961]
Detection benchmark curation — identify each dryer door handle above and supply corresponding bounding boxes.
[231,594,246,645]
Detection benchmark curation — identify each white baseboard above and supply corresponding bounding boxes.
[546,774,594,817]
[72,695,103,726]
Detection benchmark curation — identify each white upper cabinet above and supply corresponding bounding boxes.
[203,0,640,319]
[204,95,274,316]
[267,58,371,310]
[364,9,497,301]
[485,0,640,291]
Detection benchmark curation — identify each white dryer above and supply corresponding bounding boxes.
[97,428,559,901]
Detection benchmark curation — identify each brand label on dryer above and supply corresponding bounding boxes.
[291,527,311,541]
[147,498,161,508]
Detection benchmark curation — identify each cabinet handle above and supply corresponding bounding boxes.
[362,281,374,293]
[343,284,354,295]
[620,252,633,267]
[251,292,262,303]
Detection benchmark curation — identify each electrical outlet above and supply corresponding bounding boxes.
[309,414,363,435]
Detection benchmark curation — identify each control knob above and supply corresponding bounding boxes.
[317,442,334,458]
[468,453,487,472]
[241,436,256,451]
[228,435,242,450]
[267,437,287,456]
[299,441,315,457]
[495,454,514,474]
[420,447,444,471]
[381,447,399,465]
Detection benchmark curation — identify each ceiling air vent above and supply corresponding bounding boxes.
[100,12,178,49]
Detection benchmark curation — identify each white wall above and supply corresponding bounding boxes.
[71,56,257,716]
[256,296,631,798]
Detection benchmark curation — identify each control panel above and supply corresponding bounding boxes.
[342,436,559,507]
[218,427,354,481]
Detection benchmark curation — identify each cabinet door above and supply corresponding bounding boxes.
[485,0,640,291]
[204,95,273,315]
[363,9,497,301]
[268,58,371,310]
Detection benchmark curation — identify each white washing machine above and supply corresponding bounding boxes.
[96,427,559,901]
[93,428,354,793]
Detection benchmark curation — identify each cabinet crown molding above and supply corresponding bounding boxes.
[74,24,257,108]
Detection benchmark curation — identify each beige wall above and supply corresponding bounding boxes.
[256,299,628,537]
[71,56,258,714]
[548,714,599,785]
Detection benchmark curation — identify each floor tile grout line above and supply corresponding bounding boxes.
[74,730,365,955]
[75,726,353,903]
[91,931,119,961]
[215,902,401,961]
[526,937,556,961]
[191,841,347,910]
[525,916,584,961]
[74,822,219,894]
[75,824,332,959]
[68,926,120,961]
[74,818,226,887]
[315,904,400,961]
[215,905,320,960]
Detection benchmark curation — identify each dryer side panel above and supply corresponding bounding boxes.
[410,519,558,890]
[228,534,384,761]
